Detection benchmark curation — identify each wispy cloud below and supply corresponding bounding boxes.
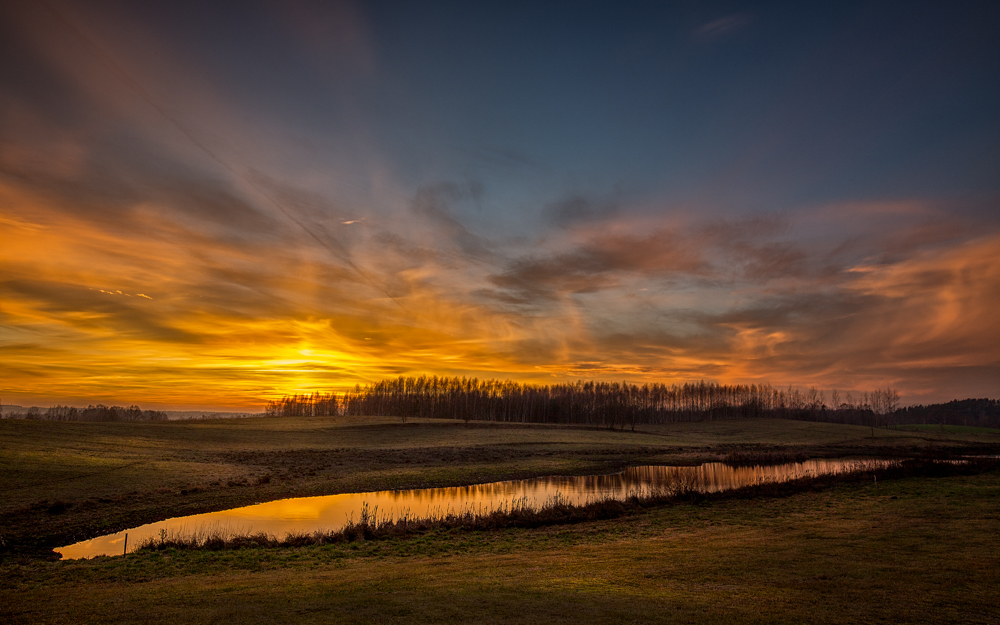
[693,13,754,42]
[2,158,999,406]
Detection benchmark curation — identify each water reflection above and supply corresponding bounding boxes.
[57,458,887,559]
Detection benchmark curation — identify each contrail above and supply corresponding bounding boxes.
[40,0,406,310]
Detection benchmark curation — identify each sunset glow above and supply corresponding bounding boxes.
[2,1,998,409]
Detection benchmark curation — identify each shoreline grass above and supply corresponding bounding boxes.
[720,449,812,466]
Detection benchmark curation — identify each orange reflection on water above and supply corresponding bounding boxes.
[57,459,888,559]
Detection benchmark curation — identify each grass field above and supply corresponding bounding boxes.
[2,415,997,555]
[2,467,998,623]
[1,415,998,623]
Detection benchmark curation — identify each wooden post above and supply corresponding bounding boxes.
[123,533,128,556]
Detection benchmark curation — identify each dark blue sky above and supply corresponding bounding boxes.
[92,0,1000,219]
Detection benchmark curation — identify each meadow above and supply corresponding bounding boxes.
[1,415,998,622]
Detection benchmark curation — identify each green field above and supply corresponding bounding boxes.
[2,416,998,623]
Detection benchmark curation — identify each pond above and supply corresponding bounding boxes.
[57,458,888,559]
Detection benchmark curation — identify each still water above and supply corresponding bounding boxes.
[57,458,886,559]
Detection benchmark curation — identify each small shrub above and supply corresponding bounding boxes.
[46,501,71,515]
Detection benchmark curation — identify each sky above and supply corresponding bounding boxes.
[1,0,999,410]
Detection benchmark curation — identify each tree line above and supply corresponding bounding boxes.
[0,404,168,422]
[895,399,1000,429]
[264,392,339,417]
[264,376,917,431]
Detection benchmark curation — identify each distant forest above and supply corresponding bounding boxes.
[263,375,1000,430]
[0,404,168,422]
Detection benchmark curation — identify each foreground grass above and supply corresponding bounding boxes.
[2,468,997,624]
[3,415,998,556]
